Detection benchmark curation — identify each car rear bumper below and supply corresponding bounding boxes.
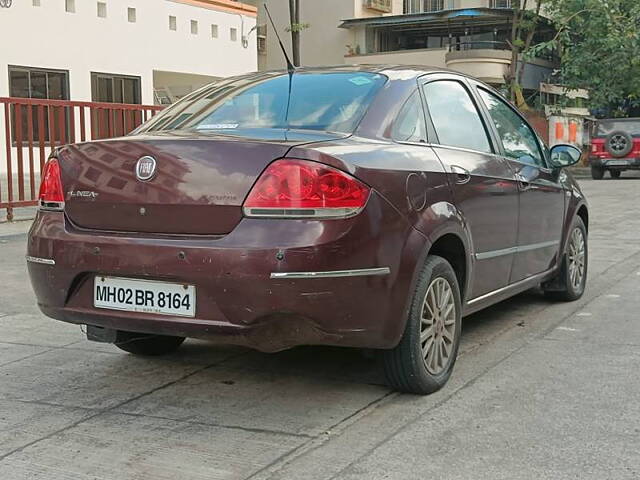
[589,156,640,168]
[27,193,427,352]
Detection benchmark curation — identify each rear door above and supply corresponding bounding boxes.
[473,85,565,281]
[421,75,519,299]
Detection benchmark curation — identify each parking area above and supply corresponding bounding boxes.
[0,175,639,479]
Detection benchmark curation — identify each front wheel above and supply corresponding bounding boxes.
[114,331,185,356]
[544,216,588,301]
[382,255,462,395]
[610,170,622,179]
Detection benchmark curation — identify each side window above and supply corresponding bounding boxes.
[422,80,492,153]
[391,91,427,143]
[477,88,544,167]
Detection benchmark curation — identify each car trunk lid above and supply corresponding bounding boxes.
[58,129,346,235]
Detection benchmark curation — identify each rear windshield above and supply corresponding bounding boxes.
[596,119,640,136]
[139,72,387,135]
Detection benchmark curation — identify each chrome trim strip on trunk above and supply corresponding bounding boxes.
[466,269,554,305]
[25,256,56,265]
[270,267,391,279]
[475,240,560,260]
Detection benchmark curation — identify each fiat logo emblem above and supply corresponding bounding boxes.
[135,156,157,181]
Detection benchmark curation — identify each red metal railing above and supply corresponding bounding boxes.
[0,97,163,221]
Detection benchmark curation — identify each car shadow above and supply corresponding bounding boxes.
[165,287,552,389]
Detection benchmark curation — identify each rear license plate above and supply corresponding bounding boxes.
[607,159,629,166]
[94,276,196,317]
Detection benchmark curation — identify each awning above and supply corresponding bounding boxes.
[339,8,514,30]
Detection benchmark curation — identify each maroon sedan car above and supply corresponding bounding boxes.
[28,66,588,394]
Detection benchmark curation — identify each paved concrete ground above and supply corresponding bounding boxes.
[0,176,639,479]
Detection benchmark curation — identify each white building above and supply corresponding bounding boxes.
[0,0,258,105]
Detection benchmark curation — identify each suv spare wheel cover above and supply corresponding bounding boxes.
[605,130,634,158]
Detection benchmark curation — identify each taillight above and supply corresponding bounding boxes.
[38,158,65,210]
[243,159,370,218]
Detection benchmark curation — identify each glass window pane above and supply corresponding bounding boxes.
[477,88,543,166]
[423,80,492,153]
[30,72,47,99]
[97,76,113,102]
[122,78,140,104]
[392,91,426,143]
[9,70,30,98]
[142,72,387,134]
[113,78,124,103]
[47,72,68,100]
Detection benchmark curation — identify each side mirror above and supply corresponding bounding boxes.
[549,144,582,169]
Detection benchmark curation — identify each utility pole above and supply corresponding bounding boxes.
[288,0,301,66]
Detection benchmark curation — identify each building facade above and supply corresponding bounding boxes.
[0,0,258,106]
[253,0,555,96]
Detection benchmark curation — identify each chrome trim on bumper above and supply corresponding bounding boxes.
[270,267,391,279]
[25,255,56,265]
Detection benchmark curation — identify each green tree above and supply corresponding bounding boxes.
[530,0,640,115]
[506,0,546,108]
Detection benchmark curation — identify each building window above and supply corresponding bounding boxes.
[404,0,445,13]
[169,15,177,31]
[8,66,70,144]
[91,72,141,104]
[32,0,41,6]
[230,27,238,41]
[127,7,136,23]
[191,20,198,35]
[490,0,512,7]
[65,0,75,13]
[257,24,267,53]
[97,2,107,18]
[211,24,218,38]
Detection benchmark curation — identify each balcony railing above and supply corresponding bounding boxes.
[489,0,512,8]
[0,97,163,220]
[405,0,447,13]
[448,40,510,51]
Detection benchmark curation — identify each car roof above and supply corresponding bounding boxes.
[260,64,464,80]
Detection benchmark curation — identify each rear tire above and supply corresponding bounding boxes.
[382,255,462,395]
[590,166,604,180]
[114,331,185,356]
[610,170,622,179]
[544,216,588,302]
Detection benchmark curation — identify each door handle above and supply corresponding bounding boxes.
[451,165,471,184]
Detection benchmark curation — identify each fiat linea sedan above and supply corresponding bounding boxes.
[27,66,588,394]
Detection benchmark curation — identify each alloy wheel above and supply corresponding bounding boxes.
[568,227,586,290]
[420,277,456,375]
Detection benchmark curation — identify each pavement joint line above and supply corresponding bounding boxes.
[115,410,315,439]
[538,337,640,348]
[246,389,398,480]
[259,250,640,480]
[0,346,59,369]
[0,349,250,462]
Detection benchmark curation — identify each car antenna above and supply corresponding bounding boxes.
[264,3,296,75]
[264,3,295,138]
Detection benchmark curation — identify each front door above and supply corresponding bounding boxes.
[475,87,565,282]
[421,77,520,299]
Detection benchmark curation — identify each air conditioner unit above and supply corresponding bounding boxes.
[363,0,392,13]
